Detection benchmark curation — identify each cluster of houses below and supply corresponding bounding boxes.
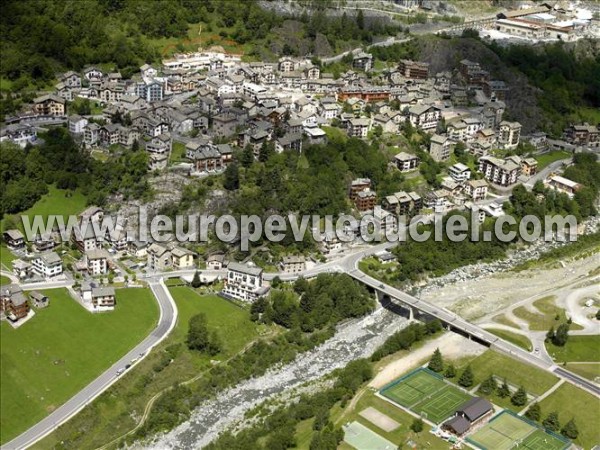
[0,284,48,326]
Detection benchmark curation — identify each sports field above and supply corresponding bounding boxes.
[468,411,569,450]
[343,421,396,450]
[380,368,473,424]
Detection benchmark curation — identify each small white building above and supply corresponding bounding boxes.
[32,252,63,278]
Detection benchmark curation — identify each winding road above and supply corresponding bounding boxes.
[1,279,177,450]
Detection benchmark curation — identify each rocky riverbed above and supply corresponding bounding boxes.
[138,308,408,449]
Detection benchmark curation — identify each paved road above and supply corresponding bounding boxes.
[1,280,177,450]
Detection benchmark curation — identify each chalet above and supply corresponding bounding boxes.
[222,262,269,302]
[565,123,599,148]
[206,253,226,270]
[1,123,38,148]
[545,175,582,197]
[464,179,489,201]
[275,133,303,153]
[398,60,429,79]
[84,123,101,147]
[520,158,538,177]
[171,247,195,270]
[32,94,65,116]
[394,152,419,172]
[3,229,25,250]
[352,52,373,72]
[68,115,88,134]
[355,189,377,212]
[30,291,49,308]
[128,240,148,259]
[0,284,30,322]
[12,259,33,280]
[85,249,109,275]
[347,118,370,139]
[59,71,82,88]
[281,255,306,274]
[449,163,471,183]
[91,286,116,310]
[147,243,171,271]
[408,105,441,131]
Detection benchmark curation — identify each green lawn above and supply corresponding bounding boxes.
[545,335,600,363]
[0,275,12,285]
[563,362,600,381]
[534,151,571,170]
[458,350,558,396]
[32,288,262,449]
[513,296,583,331]
[492,313,521,329]
[1,185,88,233]
[170,141,187,164]
[0,245,17,271]
[538,383,600,450]
[487,328,533,351]
[0,287,159,444]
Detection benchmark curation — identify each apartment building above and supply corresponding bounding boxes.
[222,262,268,302]
[479,156,520,186]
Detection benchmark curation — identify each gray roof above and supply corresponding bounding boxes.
[444,415,471,434]
[228,262,263,277]
[92,286,115,297]
[457,397,493,422]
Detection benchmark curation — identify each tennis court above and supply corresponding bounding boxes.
[343,421,396,450]
[412,384,473,423]
[468,411,570,450]
[380,368,447,408]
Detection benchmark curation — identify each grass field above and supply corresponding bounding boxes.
[461,350,558,396]
[0,275,11,285]
[513,296,582,331]
[0,185,88,233]
[563,362,600,381]
[538,382,600,449]
[534,151,571,170]
[32,288,263,449]
[0,245,17,271]
[492,313,521,329]
[380,368,472,424]
[0,288,158,444]
[170,141,187,164]
[486,328,533,351]
[545,335,600,363]
[468,411,568,450]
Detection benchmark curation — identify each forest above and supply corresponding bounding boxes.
[0,129,150,218]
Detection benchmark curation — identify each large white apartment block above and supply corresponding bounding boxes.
[222,262,268,302]
[498,121,521,149]
[479,156,520,186]
[32,252,63,278]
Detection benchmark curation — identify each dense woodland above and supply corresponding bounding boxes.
[0,129,150,218]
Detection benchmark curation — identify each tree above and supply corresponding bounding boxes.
[271,276,282,288]
[511,386,528,406]
[223,162,240,191]
[546,326,555,342]
[525,402,541,422]
[497,379,510,398]
[561,418,579,439]
[596,309,600,320]
[543,411,560,433]
[478,375,497,395]
[410,418,424,433]
[250,296,267,322]
[258,141,274,162]
[458,365,474,387]
[552,323,570,346]
[444,363,456,379]
[187,313,221,355]
[191,270,202,288]
[240,145,255,168]
[428,348,444,373]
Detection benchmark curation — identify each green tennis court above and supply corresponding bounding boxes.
[412,384,473,424]
[343,421,396,450]
[468,411,570,450]
[380,369,446,408]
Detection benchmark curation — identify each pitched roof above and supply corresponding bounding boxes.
[456,397,493,422]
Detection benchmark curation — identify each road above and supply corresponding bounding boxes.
[5,238,599,448]
[1,279,177,450]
